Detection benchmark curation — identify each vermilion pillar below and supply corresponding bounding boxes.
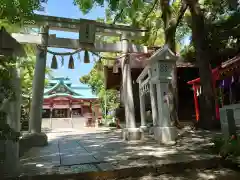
[193,85,200,121]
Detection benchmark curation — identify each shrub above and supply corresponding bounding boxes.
[98,122,104,126]
[106,114,113,120]
[212,136,225,151]
[212,135,240,158]
[108,122,117,127]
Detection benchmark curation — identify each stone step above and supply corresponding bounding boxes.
[5,157,240,180]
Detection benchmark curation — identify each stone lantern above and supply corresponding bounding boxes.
[0,27,25,57]
[0,27,25,177]
[147,45,178,143]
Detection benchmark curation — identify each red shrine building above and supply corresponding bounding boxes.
[42,77,99,119]
[188,55,240,124]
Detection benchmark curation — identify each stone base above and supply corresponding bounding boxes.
[19,132,48,157]
[122,128,143,141]
[0,140,20,177]
[139,125,148,132]
[153,126,177,144]
[149,127,154,135]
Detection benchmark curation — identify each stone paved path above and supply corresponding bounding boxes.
[118,168,240,180]
[19,126,222,177]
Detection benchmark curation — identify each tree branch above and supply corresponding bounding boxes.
[142,0,159,23]
[112,9,124,25]
[175,1,188,28]
[161,0,171,29]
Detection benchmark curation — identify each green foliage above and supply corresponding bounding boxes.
[212,135,225,152]
[74,0,119,14]
[0,20,51,131]
[80,61,119,116]
[0,57,16,102]
[0,122,21,142]
[19,56,51,97]
[0,0,43,23]
[180,44,195,62]
[0,112,21,142]
[212,135,240,158]
[180,0,240,64]
[108,122,117,127]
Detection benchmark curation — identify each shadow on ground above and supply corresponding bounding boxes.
[17,126,230,178]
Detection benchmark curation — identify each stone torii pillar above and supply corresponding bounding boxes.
[22,26,49,147]
[121,33,142,140]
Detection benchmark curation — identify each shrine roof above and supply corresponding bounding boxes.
[187,55,240,85]
[44,77,97,99]
[44,93,97,99]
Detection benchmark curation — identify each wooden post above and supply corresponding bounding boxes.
[50,108,52,129]
[70,108,73,128]
[29,26,49,133]
[193,85,200,121]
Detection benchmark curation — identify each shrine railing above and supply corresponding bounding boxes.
[137,66,150,96]
[139,77,150,96]
[137,66,149,83]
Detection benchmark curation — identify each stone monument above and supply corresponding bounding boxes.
[148,45,178,144]
[0,27,25,177]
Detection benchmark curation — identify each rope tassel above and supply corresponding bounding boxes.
[78,52,81,62]
[68,55,75,69]
[61,56,64,67]
[51,55,58,69]
[84,50,90,63]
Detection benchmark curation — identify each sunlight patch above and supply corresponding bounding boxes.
[36,164,44,167]
[198,172,216,179]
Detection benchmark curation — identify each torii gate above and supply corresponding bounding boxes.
[13,15,148,144]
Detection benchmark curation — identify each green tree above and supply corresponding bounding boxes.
[180,0,240,129]
[0,20,52,125]
[75,0,240,129]
[76,0,188,127]
[0,0,46,23]
[80,61,119,117]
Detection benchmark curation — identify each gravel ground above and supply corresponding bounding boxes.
[118,168,240,180]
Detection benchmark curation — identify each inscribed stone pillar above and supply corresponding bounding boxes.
[156,82,171,127]
[121,33,141,140]
[147,46,178,144]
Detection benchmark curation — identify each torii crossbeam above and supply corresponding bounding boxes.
[12,14,148,53]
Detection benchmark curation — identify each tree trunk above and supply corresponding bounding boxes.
[185,0,216,129]
[165,26,182,128]
[161,0,187,128]
[159,0,188,129]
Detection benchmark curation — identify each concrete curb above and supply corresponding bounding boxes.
[6,157,240,180]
